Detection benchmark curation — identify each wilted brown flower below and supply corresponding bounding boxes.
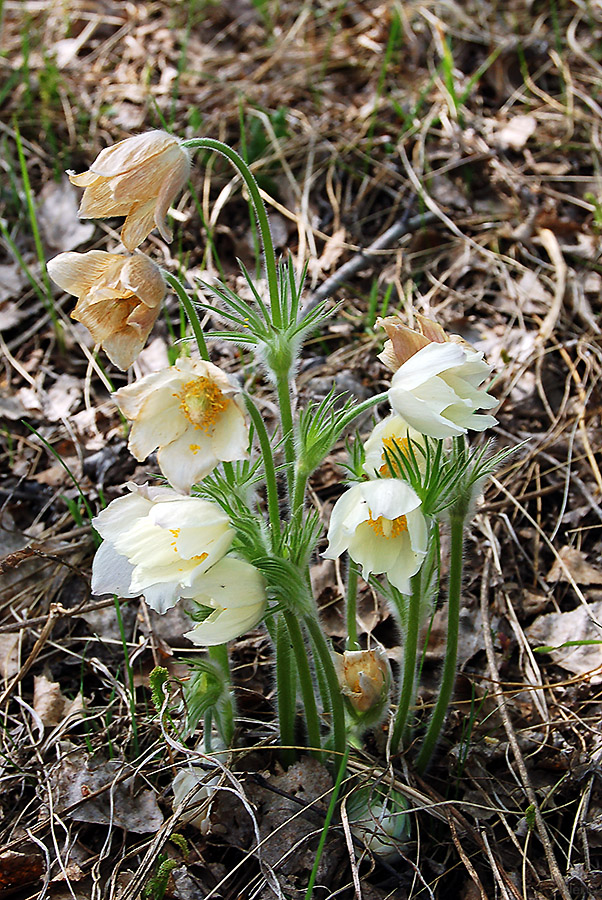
[377,313,449,372]
[69,131,190,250]
[47,251,165,369]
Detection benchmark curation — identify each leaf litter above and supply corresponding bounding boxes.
[1,0,602,897]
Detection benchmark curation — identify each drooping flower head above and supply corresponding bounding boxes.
[363,414,427,480]
[91,483,234,613]
[378,315,498,438]
[335,648,391,721]
[184,557,267,646]
[114,357,249,493]
[47,251,165,370]
[323,480,427,594]
[69,130,190,250]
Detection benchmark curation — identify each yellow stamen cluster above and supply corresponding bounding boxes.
[367,513,408,539]
[379,436,410,478]
[178,377,229,431]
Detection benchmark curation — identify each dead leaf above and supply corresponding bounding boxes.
[0,632,20,680]
[0,850,44,891]
[38,178,95,252]
[51,750,164,832]
[547,547,602,585]
[33,674,84,727]
[526,600,602,683]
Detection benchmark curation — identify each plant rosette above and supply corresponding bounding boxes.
[114,357,249,493]
[91,482,234,613]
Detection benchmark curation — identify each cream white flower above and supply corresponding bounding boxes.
[91,483,234,614]
[114,357,249,493]
[388,341,498,438]
[69,130,190,250]
[378,315,498,438]
[363,415,427,479]
[323,480,427,594]
[184,557,267,646]
[47,251,165,370]
[172,767,219,833]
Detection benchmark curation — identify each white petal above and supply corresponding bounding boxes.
[157,433,217,492]
[391,342,465,391]
[184,599,266,646]
[142,581,181,614]
[91,540,136,597]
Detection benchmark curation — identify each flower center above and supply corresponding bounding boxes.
[367,513,408,539]
[178,377,229,430]
[379,436,410,477]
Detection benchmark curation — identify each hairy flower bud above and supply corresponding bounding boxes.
[335,649,391,721]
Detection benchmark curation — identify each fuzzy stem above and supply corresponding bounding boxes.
[283,610,322,757]
[345,560,360,651]
[243,393,281,546]
[163,271,209,362]
[182,137,282,328]
[275,370,295,496]
[208,644,235,747]
[276,615,297,767]
[415,511,465,772]
[304,614,346,777]
[390,573,422,753]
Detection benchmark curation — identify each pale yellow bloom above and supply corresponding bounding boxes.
[69,130,190,250]
[47,251,165,370]
[172,767,218,833]
[335,649,391,716]
[184,557,267,646]
[363,415,427,479]
[91,483,235,614]
[378,315,498,438]
[114,357,249,493]
[323,480,427,594]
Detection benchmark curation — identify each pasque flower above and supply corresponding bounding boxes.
[184,557,267,646]
[114,357,249,493]
[91,483,234,614]
[363,414,427,479]
[69,130,190,250]
[335,648,391,719]
[47,251,165,369]
[323,480,427,594]
[172,767,219,833]
[379,315,498,438]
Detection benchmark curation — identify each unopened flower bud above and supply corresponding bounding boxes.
[335,648,391,720]
[347,783,410,859]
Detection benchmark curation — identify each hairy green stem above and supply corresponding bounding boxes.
[345,561,360,651]
[163,271,209,362]
[390,572,422,753]
[208,644,235,747]
[182,137,281,327]
[276,615,297,767]
[304,614,346,777]
[243,393,281,545]
[275,370,295,495]
[415,512,465,772]
[283,611,322,757]
[113,597,139,756]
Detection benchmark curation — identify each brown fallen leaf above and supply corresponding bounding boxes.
[526,600,602,683]
[51,750,163,833]
[547,546,602,585]
[33,674,84,727]
[0,850,44,892]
